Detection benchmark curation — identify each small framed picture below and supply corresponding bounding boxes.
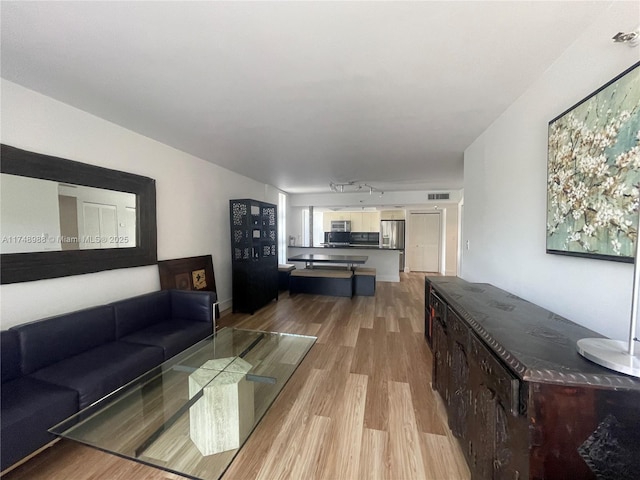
[158,255,218,319]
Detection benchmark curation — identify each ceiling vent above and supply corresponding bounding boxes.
[428,193,450,200]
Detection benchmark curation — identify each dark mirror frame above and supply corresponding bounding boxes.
[1,144,157,284]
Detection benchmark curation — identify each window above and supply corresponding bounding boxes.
[302,208,310,247]
[278,192,287,264]
[313,211,323,246]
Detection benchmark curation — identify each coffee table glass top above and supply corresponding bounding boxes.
[50,328,316,480]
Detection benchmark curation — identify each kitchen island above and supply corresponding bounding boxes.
[287,246,400,282]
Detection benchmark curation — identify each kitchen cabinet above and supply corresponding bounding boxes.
[322,211,380,233]
[426,276,640,480]
[350,212,363,232]
[322,212,349,231]
[229,199,278,314]
[380,209,405,220]
[322,212,340,232]
[351,212,380,232]
[361,212,380,232]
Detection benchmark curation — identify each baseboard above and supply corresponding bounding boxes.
[376,274,400,282]
[218,298,232,313]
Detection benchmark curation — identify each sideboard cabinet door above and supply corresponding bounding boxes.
[432,316,449,405]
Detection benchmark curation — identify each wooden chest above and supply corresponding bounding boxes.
[425,276,640,480]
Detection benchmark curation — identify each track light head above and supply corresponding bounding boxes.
[613,28,640,46]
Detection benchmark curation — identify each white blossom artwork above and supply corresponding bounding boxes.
[547,62,640,261]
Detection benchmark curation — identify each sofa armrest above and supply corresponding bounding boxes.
[169,290,216,324]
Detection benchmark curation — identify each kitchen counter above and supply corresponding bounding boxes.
[292,244,403,251]
[287,246,401,282]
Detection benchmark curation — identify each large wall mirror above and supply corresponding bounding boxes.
[1,144,157,283]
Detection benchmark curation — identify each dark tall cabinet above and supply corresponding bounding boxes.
[230,199,278,314]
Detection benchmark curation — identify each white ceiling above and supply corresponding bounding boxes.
[1,1,613,194]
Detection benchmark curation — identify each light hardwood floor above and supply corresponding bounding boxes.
[3,272,470,480]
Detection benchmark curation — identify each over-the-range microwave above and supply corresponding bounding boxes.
[331,220,351,232]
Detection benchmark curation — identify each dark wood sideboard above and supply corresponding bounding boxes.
[425,276,640,480]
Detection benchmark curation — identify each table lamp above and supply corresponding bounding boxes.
[577,216,640,377]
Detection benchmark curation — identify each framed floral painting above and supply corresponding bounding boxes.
[546,61,640,263]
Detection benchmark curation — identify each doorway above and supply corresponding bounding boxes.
[58,195,79,251]
[81,202,118,249]
[408,212,441,272]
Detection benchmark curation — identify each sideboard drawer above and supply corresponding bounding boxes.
[430,291,447,321]
[470,333,521,417]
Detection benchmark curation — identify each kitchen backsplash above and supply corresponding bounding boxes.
[324,232,380,245]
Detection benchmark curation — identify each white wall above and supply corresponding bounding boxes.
[0,80,276,328]
[462,2,640,340]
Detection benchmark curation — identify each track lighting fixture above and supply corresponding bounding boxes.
[612,27,639,46]
[328,181,383,196]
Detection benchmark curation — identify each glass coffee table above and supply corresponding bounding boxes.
[50,328,316,480]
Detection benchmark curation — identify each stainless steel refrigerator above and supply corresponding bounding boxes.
[380,220,406,271]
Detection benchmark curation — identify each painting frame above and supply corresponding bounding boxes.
[546,61,640,263]
[158,255,219,318]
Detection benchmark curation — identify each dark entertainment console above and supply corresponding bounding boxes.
[425,276,640,480]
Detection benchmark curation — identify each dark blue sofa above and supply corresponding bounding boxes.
[1,289,216,472]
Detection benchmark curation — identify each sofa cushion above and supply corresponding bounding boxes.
[120,319,213,360]
[28,341,163,409]
[1,330,21,384]
[1,377,78,471]
[113,291,171,338]
[11,305,115,375]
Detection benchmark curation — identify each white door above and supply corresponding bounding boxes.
[408,212,441,272]
[81,202,118,249]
